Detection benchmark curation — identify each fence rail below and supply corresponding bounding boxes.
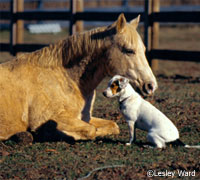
[0,0,200,70]
[1,11,200,22]
[150,50,200,62]
[0,11,71,20]
[151,11,200,23]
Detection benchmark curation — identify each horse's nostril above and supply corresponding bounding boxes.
[143,82,156,95]
[147,83,154,91]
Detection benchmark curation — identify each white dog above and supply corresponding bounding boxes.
[103,75,200,148]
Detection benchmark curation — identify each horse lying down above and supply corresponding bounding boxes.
[0,14,158,142]
[103,75,200,149]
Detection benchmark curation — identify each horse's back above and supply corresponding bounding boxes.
[0,60,29,140]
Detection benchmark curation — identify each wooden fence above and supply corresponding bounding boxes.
[0,0,200,71]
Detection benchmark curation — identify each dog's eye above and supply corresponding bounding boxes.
[111,84,115,88]
[122,47,135,55]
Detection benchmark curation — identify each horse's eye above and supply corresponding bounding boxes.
[122,47,135,54]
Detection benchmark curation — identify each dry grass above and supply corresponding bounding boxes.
[0,76,200,179]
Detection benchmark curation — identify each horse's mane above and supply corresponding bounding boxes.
[21,25,114,68]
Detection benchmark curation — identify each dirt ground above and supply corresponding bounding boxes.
[0,25,200,179]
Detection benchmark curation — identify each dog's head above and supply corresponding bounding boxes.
[103,75,129,98]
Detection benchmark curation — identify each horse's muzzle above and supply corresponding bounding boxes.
[142,81,157,96]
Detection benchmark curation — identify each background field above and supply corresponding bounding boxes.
[0,25,200,179]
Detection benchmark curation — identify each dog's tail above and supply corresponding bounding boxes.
[169,139,200,149]
[184,144,200,149]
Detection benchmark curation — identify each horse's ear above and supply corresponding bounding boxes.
[130,15,140,29]
[116,13,126,33]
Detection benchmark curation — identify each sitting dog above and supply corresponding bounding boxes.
[103,75,200,148]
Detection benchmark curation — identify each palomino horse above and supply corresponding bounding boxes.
[0,14,157,141]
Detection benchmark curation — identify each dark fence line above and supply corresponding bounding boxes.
[1,11,200,22]
[151,11,200,23]
[0,11,141,21]
[150,50,200,62]
[0,0,200,64]
[0,11,71,20]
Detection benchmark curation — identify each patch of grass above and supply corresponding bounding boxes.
[0,76,200,179]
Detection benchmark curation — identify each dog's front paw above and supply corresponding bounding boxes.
[126,142,132,146]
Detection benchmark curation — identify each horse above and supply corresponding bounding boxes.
[0,14,157,141]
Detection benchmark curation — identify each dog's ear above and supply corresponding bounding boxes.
[119,77,129,89]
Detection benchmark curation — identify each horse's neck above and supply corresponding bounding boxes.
[25,41,64,68]
[64,31,110,96]
[25,28,110,96]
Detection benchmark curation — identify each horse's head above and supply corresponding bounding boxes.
[104,14,157,96]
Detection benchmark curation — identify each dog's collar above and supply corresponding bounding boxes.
[119,96,132,110]
[119,96,130,105]
[119,95,138,110]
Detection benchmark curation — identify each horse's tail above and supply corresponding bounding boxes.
[170,139,200,149]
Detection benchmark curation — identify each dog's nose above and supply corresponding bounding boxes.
[102,91,107,97]
[143,82,157,95]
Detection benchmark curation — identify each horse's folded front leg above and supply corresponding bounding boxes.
[56,114,97,141]
[89,117,120,137]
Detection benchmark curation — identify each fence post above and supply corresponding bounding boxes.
[70,0,83,35]
[10,0,16,55]
[76,0,83,32]
[144,0,152,64]
[10,0,24,56]
[151,0,160,72]
[70,0,76,35]
[16,0,24,45]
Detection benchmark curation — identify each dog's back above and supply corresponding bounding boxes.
[136,98,179,142]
